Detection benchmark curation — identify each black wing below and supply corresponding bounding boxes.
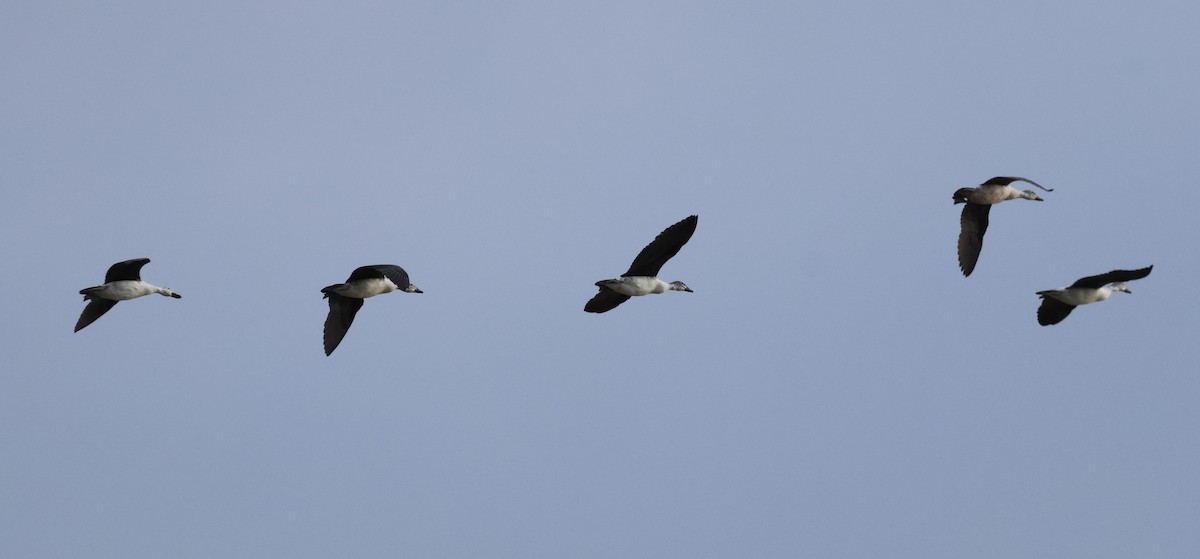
[347,264,412,290]
[105,258,151,283]
[584,288,632,313]
[323,293,365,355]
[957,203,990,276]
[624,215,698,277]
[1037,296,1075,326]
[75,299,119,332]
[1069,266,1153,289]
[982,176,1053,192]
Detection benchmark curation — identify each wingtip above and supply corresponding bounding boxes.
[958,257,975,277]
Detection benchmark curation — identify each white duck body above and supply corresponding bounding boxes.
[327,277,402,299]
[959,184,1042,205]
[1038,283,1126,306]
[82,280,177,301]
[596,276,687,296]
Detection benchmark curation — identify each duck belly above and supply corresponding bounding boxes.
[1042,287,1108,306]
[599,276,666,296]
[335,278,397,299]
[84,280,154,301]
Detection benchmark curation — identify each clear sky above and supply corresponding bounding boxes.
[3,1,1199,557]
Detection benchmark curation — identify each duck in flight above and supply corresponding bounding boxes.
[585,215,697,313]
[1036,266,1152,326]
[322,264,422,355]
[954,176,1053,276]
[75,258,182,332]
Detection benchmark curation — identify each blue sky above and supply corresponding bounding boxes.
[3,1,1199,557]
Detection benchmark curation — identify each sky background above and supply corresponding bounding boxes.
[3,1,1199,557]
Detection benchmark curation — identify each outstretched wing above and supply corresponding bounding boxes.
[1037,296,1075,326]
[983,176,1053,192]
[75,299,119,332]
[323,293,365,355]
[1069,266,1153,289]
[624,215,698,277]
[957,203,990,276]
[584,288,631,313]
[105,258,151,283]
[347,265,412,290]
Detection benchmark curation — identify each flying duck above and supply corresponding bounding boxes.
[322,264,422,355]
[75,258,182,332]
[1036,266,1152,326]
[954,176,1053,276]
[585,215,697,313]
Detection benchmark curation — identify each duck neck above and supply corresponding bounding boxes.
[149,283,177,297]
